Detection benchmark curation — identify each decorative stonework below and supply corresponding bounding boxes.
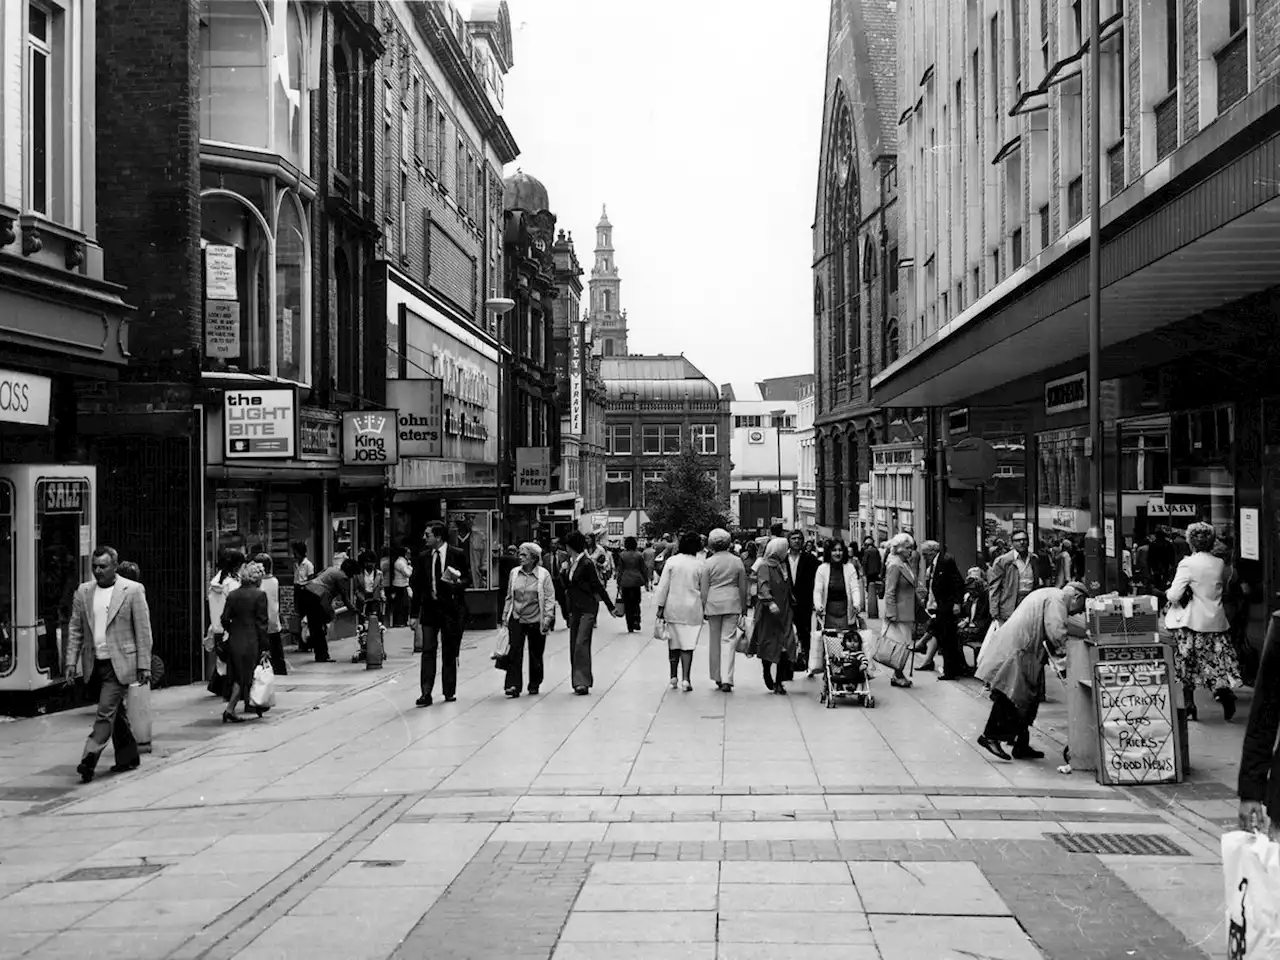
[65,241,85,270]
[21,223,42,256]
[0,217,15,248]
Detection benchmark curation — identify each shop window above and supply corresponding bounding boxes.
[36,479,91,680]
[605,470,632,508]
[1035,428,1090,545]
[275,193,309,383]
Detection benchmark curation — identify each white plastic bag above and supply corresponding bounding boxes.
[492,626,510,660]
[1222,830,1280,959]
[249,660,276,711]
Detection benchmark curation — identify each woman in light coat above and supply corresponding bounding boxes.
[501,542,557,697]
[1166,521,1238,721]
[880,533,917,689]
[701,528,748,692]
[811,540,865,674]
[655,531,708,692]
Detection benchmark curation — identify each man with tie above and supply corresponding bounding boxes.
[410,521,472,707]
[919,539,968,681]
[62,545,153,783]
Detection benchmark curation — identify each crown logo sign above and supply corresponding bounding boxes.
[351,414,388,435]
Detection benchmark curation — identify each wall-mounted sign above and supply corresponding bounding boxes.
[298,411,340,461]
[205,301,240,358]
[1241,507,1260,561]
[0,368,51,426]
[224,388,297,459]
[1045,372,1088,416]
[947,407,970,435]
[1104,517,1116,558]
[342,411,400,466]
[516,447,552,494]
[570,320,584,436]
[386,379,444,458]
[205,245,238,301]
[747,429,765,444]
[1145,499,1197,518]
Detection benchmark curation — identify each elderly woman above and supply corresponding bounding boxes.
[220,560,269,723]
[811,540,865,676]
[750,537,796,695]
[702,528,748,692]
[656,531,709,692]
[615,537,648,632]
[501,542,556,698]
[880,533,918,689]
[1166,521,1238,721]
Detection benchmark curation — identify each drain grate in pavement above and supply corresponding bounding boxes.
[1047,832,1190,857]
[58,864,165,882]
[360,860,405,868]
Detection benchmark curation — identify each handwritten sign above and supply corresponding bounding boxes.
[1241,507,1260,561]
[1094,645,1179,785]
[205,245,237,300]
[205,301,240,358]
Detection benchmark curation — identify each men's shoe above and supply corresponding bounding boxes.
[574,686,589,696]
[504,688,520,698]
[528,686,540,695]
[937,673,959,681]
[415,695,432,708]
[977,736,1013,763]
[76,759,96,784]
[444,696,457,703]
[890,677,912,689]
[916,661,936,672]
[1011,745,1045,760]
[109,759,141,774]
[721,684,733,693]
[316,657,336,664]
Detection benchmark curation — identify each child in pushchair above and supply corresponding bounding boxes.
[351,550,386,664]
[819,627,875,708]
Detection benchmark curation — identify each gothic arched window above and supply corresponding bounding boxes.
[884,317,900,366]
[825,95,861,387]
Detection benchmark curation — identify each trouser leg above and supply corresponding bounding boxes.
[83,660,136,768]
[441,616,463,698]
[707,615,723,683]
[527,626,546,691]
[720,617,736,685]
[504,619,526,691]
[571,612,596,689]
[420,623,440,697]
[935,614,965,676]
[794,610,812,666]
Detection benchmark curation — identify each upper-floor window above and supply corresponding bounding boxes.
[199,0,311,171]
[606,424,631,455]
[335,45,354,177]
[691,424,718,455]
[25,3,57,217]
[734,415,763,429]
[643,424,682,455]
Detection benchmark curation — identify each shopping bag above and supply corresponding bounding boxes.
[127,682,153,755]
[732,617,751,654]
[1222,830,1280,959]
[653,618,671,643]
[869,624,911,672]
[492,626,510,661]
[248,659,276,712]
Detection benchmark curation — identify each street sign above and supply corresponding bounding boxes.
[224,388,297,460]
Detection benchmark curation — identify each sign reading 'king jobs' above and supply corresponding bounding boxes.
[224,388,297,459]
[342,411,400,466]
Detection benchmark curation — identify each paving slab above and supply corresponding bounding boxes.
[850,861,1012,916]
[869,915,1043,959]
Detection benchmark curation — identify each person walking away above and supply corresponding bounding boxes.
[411,522,472,707]
[702,529,748,692]
[860,537,883,619]
[786,531,819,672]
[561,530,615,695]
[501,542,556,697]
[1165,521,1238,721]
[206,548,243,697]
[300,558,359,664]
[917,540,968,681]
[351,550,385,663]
[388,545,413,628]
[1238,610,1280,837]
[975,581,1088,762]
[63,546,152,783]
[812,540,864,676]
[615,537,647,632]
[291,541,315,651]
[880,534,918,689]
[220,561,270,723]
[986,532,1040,635]
[642,541,657,591]
[254,553,287,676]
[655,532,708,692]
[751,537,796,695]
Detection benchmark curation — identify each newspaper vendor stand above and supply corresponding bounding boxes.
[1066,595,1185,785]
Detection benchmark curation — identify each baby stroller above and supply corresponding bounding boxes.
[351,599,386,664]
[819,628,875,708]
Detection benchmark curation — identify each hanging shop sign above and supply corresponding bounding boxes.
[342,411,401,466]
[385,379,444,458]
[1045,372,1088,416]
[570,320,584,436]
[223,388,297,460]
[515,447,552,494]
[298,410,341,461]
[204,245,238,301]
[0,368,51,426]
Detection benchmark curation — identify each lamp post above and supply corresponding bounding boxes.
[486,296,516,607]
[1087,0,1104,587]
[772,408,785,530]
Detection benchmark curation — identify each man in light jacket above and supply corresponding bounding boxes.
[63,545,153,783]
[986,531,1040,625]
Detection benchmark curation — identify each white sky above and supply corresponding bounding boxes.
[496,0,829,386]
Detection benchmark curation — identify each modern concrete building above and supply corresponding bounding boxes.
[723,376,814,534]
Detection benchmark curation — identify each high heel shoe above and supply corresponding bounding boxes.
[222,711,243,724]
[1215,689,1237,722]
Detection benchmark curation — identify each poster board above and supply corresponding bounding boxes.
[451,509,495,592]
[1093,641,1182,785]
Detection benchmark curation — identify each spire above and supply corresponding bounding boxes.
[597,204,611,227]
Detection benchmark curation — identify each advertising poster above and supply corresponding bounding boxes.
[205,245,238,300]
[224,388,297,459]
[451,509,494,591]
[1094,644,1179,785]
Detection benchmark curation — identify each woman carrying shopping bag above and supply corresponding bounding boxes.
[500,542,556,698]
[655,532,708,692]
[877,533,918,689]
[206,548,243,698]
[219,561,269,723]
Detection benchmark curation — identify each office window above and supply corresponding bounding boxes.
[888,246,899,292]
[412,77,421,158]
[605,470,632,509]
[1011,0,1022,88]
[26,4,56,216]
[642,470,664,507]
[606,424,631,455]
[642,424,682,454]
[1165,0,1178,92]
[435,110,447,176]
[455,138,465,199]
[691,424,718,455]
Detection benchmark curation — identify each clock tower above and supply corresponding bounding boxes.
[588,205,628,356]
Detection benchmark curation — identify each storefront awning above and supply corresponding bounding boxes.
[509,490,578,507]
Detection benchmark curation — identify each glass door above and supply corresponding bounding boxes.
[35,478,91,678]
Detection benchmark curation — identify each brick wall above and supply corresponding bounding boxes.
[95,0,201,377]
[1259,0,1280,82]
[1183,0,1200,137]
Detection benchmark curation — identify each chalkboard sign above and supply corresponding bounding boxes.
[1093,643,1182,785]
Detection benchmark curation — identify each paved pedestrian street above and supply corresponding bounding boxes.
[0,594,1233,959]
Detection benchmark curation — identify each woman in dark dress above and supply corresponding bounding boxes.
[220,561,269,723]
[751,537,795,695]
[615,537,648,632]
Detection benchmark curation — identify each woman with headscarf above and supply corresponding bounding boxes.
[702,528,748,692]
[1166,521,1238,721]
[615,536,648,633]
[206,548,243,698]
[253,553,287,676]
[655,531,708,692]
[750,537,796,695]
[500,542,556,697]
[220,560,269,723]
[880,533,918,689]
[811,540,865,676]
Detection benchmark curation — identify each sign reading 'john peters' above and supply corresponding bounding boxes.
[224,388,297,459]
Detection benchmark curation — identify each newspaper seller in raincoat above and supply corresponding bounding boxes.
[974,582,1089,763]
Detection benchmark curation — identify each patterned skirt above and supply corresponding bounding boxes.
[1171,627,1241,692]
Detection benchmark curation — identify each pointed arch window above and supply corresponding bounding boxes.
[825,96,861,389]
[884,317,900,367]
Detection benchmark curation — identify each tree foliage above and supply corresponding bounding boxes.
[643,443,731,538]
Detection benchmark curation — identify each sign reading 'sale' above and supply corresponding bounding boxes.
[342,411,400,466]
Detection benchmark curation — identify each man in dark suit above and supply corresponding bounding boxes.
[920,539,968,680]
[410,521,472,707]
[785,531,819,672]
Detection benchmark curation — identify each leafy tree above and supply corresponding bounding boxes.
[643,443,732,538]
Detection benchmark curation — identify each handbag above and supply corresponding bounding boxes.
[213,633,229,663]
[248,657,276,711]
[870,623,912,672]
[731,617,751,654]
[1222,830,1280,958]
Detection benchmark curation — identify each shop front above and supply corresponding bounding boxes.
[869,442,926,545]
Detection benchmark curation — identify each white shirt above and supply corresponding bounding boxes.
[925,558,938,613]
[92,583,115,660]
[432,544,449,598]
[788,552,800,584]
[1015,554,1034,597]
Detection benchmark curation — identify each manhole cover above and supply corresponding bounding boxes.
[360,860,405,868]
[59,864,165,882]
[1047,832,1190,856]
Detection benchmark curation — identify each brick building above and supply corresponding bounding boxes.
[87,0,518,681]
[874,0,1280,648]
[811,0,903,543]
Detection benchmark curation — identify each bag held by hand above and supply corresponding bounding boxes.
[732,617,751,655]
[1222,830,1280,959]
[653,618,671,643]
[249,657,276,711]
[870,624,912,672]
[492,626,511,671]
